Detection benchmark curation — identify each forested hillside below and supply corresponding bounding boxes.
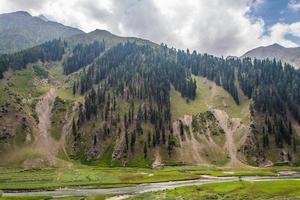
[64,41,300,166]
[0,39,64,78]
[0,30,300,167]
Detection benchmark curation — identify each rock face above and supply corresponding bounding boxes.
[0,11,83,54]
[241,43,300,69]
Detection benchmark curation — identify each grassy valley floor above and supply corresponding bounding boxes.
[130,180,300,200]
[0,165,286,191]
[1,165,300,199]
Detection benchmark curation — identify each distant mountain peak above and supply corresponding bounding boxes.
[269,43,284,48]
[37,14,49,22]
[90,29,113,35]
[8,11,31,17]
[242,43,300,69]
[0,11,83,54]
[93,29,110,32]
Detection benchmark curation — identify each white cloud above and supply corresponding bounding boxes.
[261,23,298,47]
[288,0,300,11]
[0,0,299,56]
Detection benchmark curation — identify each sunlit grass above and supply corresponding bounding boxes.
[170,76,250,124]
[131,180,300,200]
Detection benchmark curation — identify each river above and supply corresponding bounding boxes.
[3,173,300,198]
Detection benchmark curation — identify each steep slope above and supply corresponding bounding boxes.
[242,43,300,69]
[0,29,300,168]
[0,11,83,54]
[167,76,250,166]
[34,88,57,164]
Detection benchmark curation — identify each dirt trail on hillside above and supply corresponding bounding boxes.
[212,109,242,166]
[34,88,59,165]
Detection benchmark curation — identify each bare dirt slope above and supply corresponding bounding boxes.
[27,87,77,168]
[213,109,239,165]
[212,109,248,167]
[60,101,80,160]
[33,88,58,165]
[172,115,226,165]
[152,147,163,168]
[170,76,250,166]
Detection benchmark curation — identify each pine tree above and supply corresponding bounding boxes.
[72,81,76,96]
[147,131,151,148]
[72,118,77,139]
[144,142,147,159]
[162,127,166,145]
[179,120,184,139]
[130,131,136,153]
[168,134,175,157]
[93,134,97,146]
[125,130,129,151]
[293,135,297,153]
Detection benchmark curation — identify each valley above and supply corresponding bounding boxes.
[1,165,300,199]
[0,9,300,200]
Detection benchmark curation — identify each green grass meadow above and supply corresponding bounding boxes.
[170,76,250,124]
[130,180,300,200]
[1,164,298,191]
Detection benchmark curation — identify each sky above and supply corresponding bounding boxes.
[1,0,300,56]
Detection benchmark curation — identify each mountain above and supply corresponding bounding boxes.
[0,39,250,168]
[242,43,300,69]
[67,29,158,49]
[37,14,49,22]
[1,36,299,169]
[0,11,83,54]
[0,14,300,169]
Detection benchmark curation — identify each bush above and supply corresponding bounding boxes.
[33,65,49,78]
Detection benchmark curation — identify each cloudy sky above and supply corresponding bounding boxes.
[1,0,300,56]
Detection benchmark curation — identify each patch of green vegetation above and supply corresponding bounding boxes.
[30,98,40,122]
[50,97,71,140]
[1,164,299,191]
[48,62,65,81]
[57,146,70,161]
[86,196,106,200]
[90,144,114,167]
[2,195,107,200]
[170,76,250,124]
[70,145,87,164]
[130,180,300,200]
[0,166,199,191]
[33,65,48,79]
[57,81,83,101]
[14,125,29,146]
[2,196,51,200]
[271,166,300,172]
[10,66,49,98]
[127,156,152,168]
[171,76,208,120]
[117,98,130,116]
[0,147,44,167]
[0,66,49,112]
[161,165,279,177]
[188,170,275,177]
[192,111,224,136]
[57,87,82,101]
